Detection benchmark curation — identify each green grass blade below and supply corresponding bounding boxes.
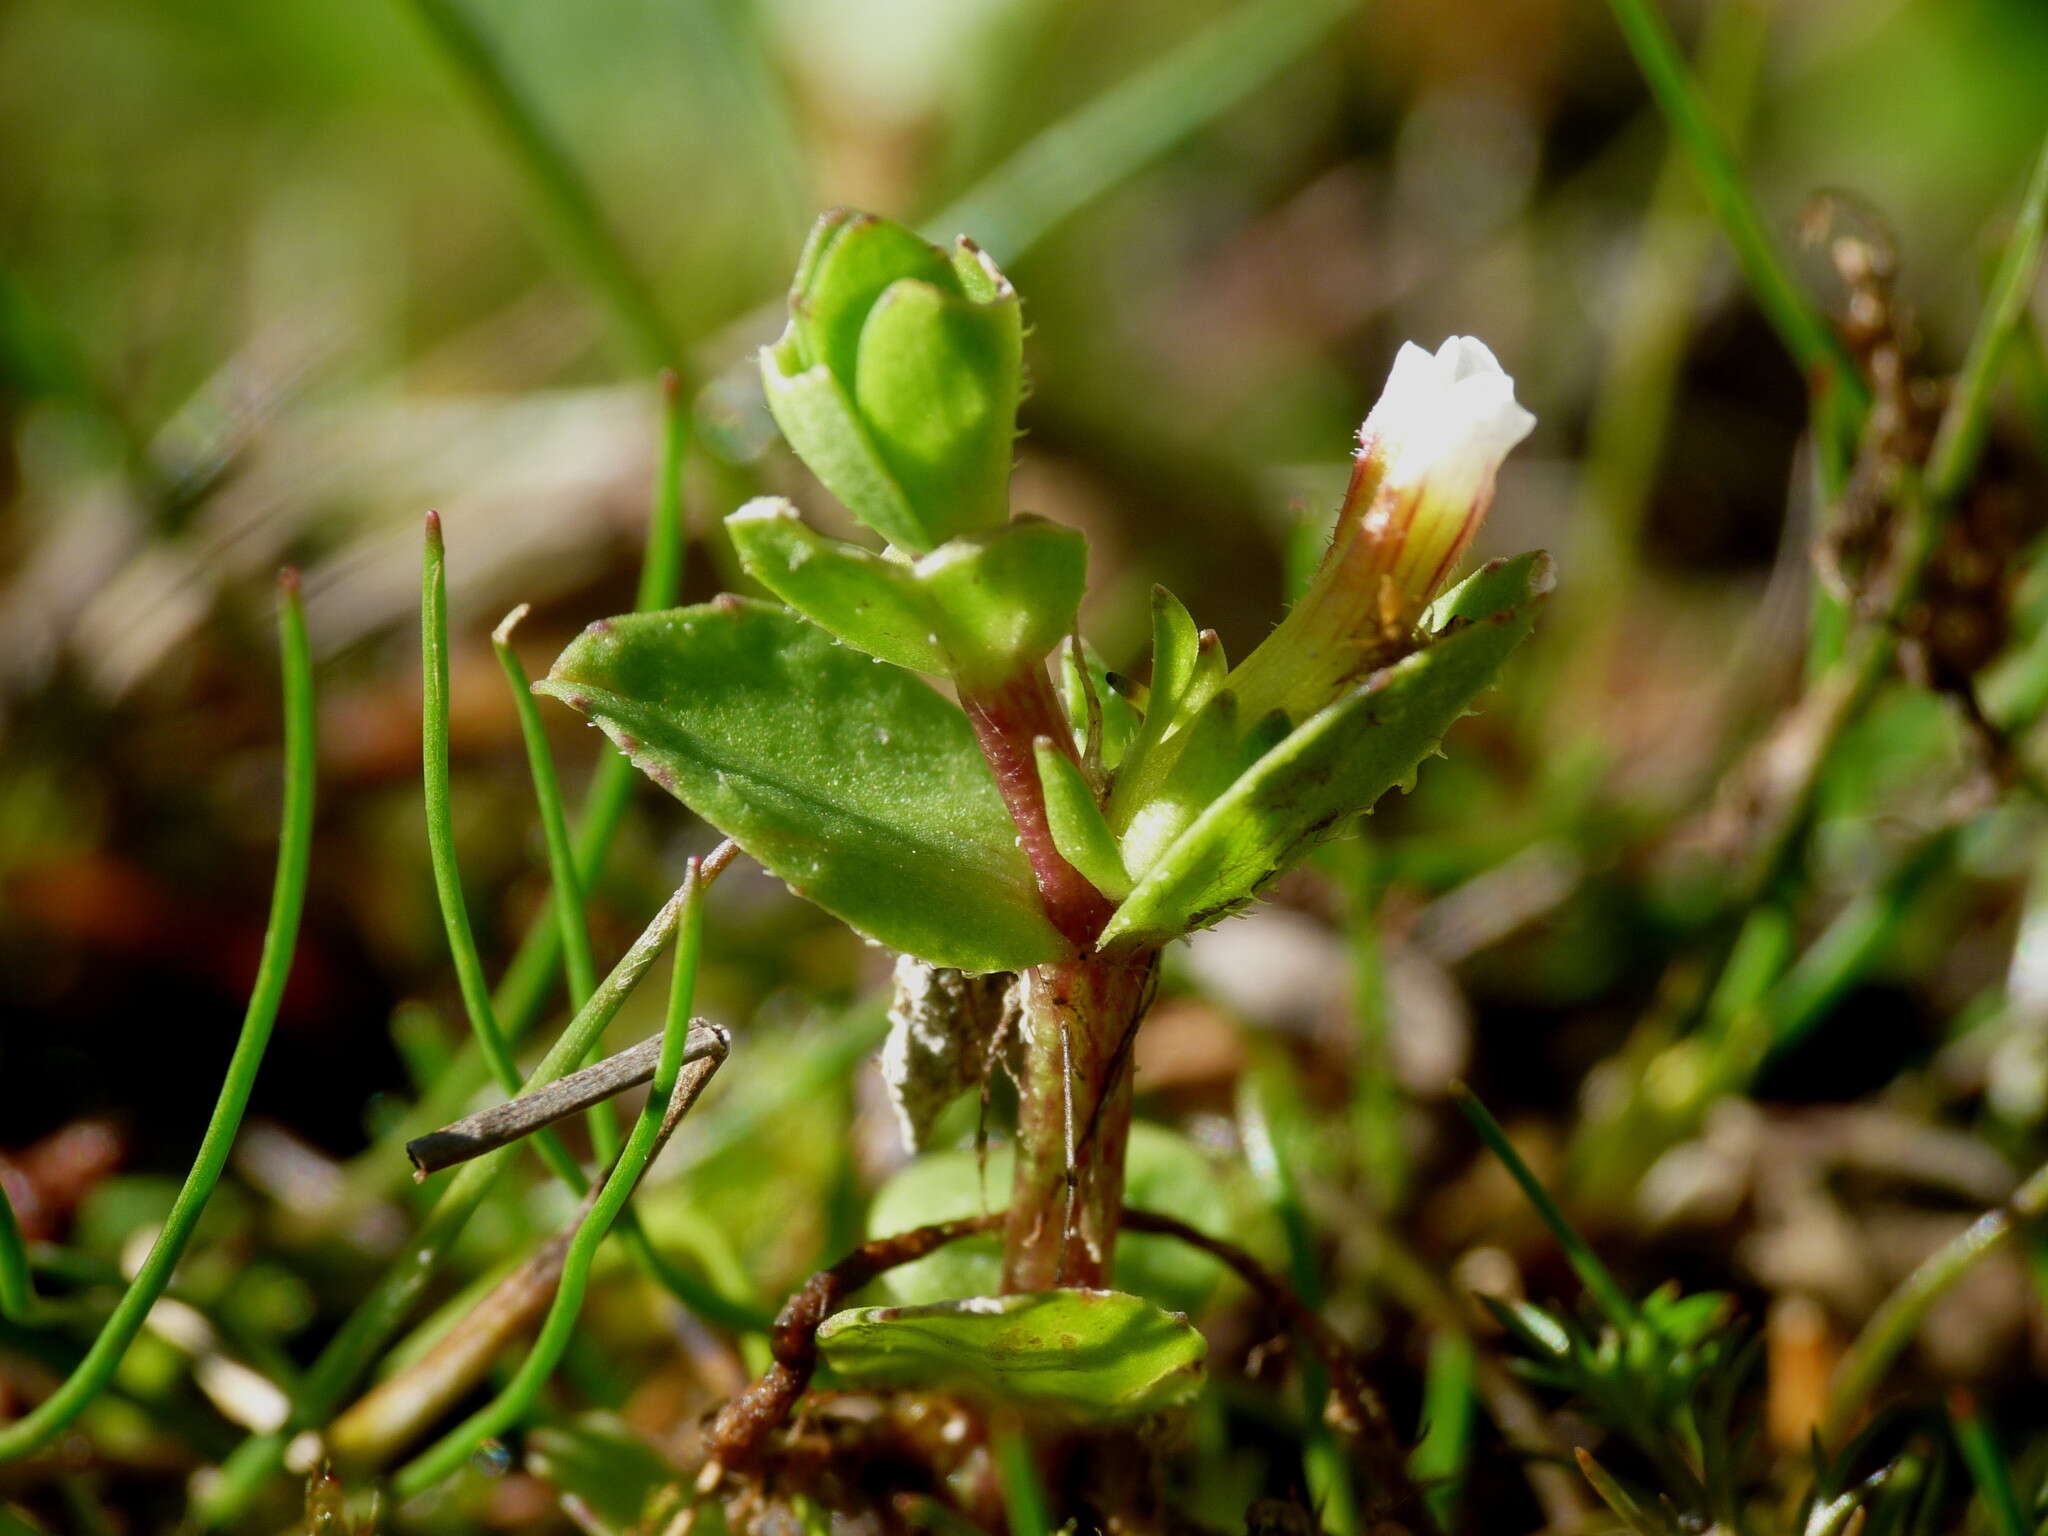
[1705,901,1796,1037]
[930,0,1351,258]
[1410,1328,1477,1529]
[492,604,604,1133]
[1824,1160,2048,1442]
[1576,1447,1662,1536]
[992,1425,1053,1536]
[1339,847,1408,1207]
[1726,129,2048,940]
[0,1179,39,1327]
[200,381,679,1515]
[397,0,681,373]
[1761,825,1958,1059]
[422,514,588,1195]
[1453,1085,1638,1330]
[1240,1055,1358,1536]
[194,880,697,1526]
[1683,828,1958,1122]
[0,569,316,1463]
[1925,128,2048,504]
[389,1001,453,1095]
[345,376,691,1201]
[1602,0,1870,437]
[492,602,746,1326]
[2010,321,2048,455]
[1771,131,2048,852]
[393,857,721,1495]
[1950,1393,2029,1536]
[492,607,599,1011]
[1546,0,1770,702]
[636,369,690,613]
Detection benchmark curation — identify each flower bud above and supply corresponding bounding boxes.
[1229,335,1534,723]
[762,209,1023,555]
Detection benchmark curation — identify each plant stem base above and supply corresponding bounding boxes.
[1002,948,1159,1292]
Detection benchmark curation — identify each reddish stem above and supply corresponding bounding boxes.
[701,1213,1005,1473]
[959,667,1114,950]
[960,662,1159,1293]
[1001,949,1156,1292]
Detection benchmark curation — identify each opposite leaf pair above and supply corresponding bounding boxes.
[539,551,1549,970]
[728,499,1083,691]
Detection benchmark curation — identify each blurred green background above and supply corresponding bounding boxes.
[5,0,2048,1529]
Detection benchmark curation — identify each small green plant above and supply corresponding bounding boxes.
[538,208,1546,1449]
[10,0,2045,1527]
[1464,1087,2042,1536]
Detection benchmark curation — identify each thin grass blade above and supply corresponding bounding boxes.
[393,855,727,1494]
[0,570,315,1463]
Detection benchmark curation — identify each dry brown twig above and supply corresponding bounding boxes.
[404,1023,730,1178]
[330,1028,732,1466]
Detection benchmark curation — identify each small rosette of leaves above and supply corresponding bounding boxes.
[1487,1283,1757,1525]
[1487,1283,1747,1429]
[815,1289,1207,1425]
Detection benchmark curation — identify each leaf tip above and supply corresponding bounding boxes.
[491,602,531,648]
[728,496,798,526]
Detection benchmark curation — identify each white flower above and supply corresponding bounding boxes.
[1345,336,1536,603]
[1227,335,1535,723]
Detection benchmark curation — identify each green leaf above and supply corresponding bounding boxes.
[540,599,1064,972]
[1107,587,1212,830]
[726,503,1085,686]
[726,498,945,673]
[1059,638,1139,771]
[1576,1446,1662,1536]
[1183,621,1226,714]
[1147,584,1203,719]
[1035,739,1132,900]
[1100,552,1552,948]
[525,1414,674,1534]
[1480,1293,1573,1361]
[1119,688,1244,879]
[1420,547,1555,633]
[916,516,1087,687]
[766,211,1022,554]
[760,355,927,553]
[854,277,1022,545]
[816,1288,1206,1423]
[787,210,962,386]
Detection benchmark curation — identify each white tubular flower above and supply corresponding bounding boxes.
[1345,336,1536,601]
[1228,336,1536,724]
